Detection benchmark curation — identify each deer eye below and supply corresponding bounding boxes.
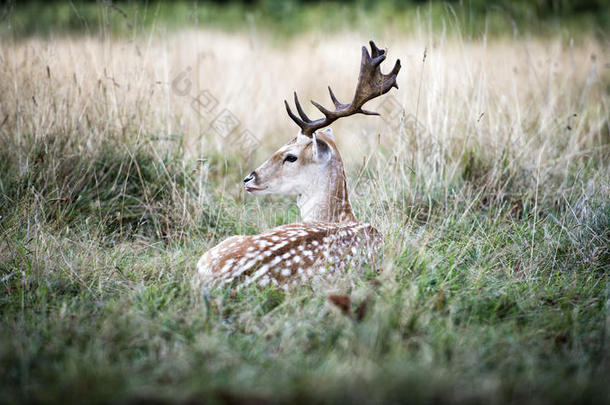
[283,154,298,163]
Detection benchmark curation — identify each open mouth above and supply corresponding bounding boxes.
[245,186,266,193]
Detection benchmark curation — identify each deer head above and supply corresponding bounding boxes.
[243,41,401,223]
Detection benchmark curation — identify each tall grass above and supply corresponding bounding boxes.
[0,18,608,405]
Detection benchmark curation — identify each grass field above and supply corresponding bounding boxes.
[0,4,609,404]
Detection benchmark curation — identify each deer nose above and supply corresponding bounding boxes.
[243,171,256,184]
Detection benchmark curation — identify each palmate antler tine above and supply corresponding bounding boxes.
[371,53,386,68]
[380,60,401,90]
[390,59,401,76]
[385,74,399,90]
[285,40,400,137]
[360,45,371,65]
[369,40,385,58]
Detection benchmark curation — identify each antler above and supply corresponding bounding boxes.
[285,40,401,137]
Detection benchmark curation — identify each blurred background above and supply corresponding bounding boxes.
[0,2,608,405]
[1,0,608,38]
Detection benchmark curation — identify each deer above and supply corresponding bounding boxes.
[196,41,401,291]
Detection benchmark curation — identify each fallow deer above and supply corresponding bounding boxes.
[196,41,401,290]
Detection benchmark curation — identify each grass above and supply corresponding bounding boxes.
[0,13,609,405]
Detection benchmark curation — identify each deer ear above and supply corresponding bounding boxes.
[312,133,331,163]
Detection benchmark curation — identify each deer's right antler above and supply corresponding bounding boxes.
[285,41,401,137]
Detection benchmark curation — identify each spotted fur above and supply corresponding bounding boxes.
[197,222,381,290]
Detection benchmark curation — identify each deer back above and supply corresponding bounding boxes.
[196,222,382,290]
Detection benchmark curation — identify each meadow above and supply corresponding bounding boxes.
[0,2,609,404]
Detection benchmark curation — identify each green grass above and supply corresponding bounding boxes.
[0,124,608,404]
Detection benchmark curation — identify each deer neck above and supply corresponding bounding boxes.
[297,161,357,224]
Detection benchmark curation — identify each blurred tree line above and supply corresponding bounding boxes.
[7,0,604,16]
[252,0,608,16]
[0,0,607,38]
